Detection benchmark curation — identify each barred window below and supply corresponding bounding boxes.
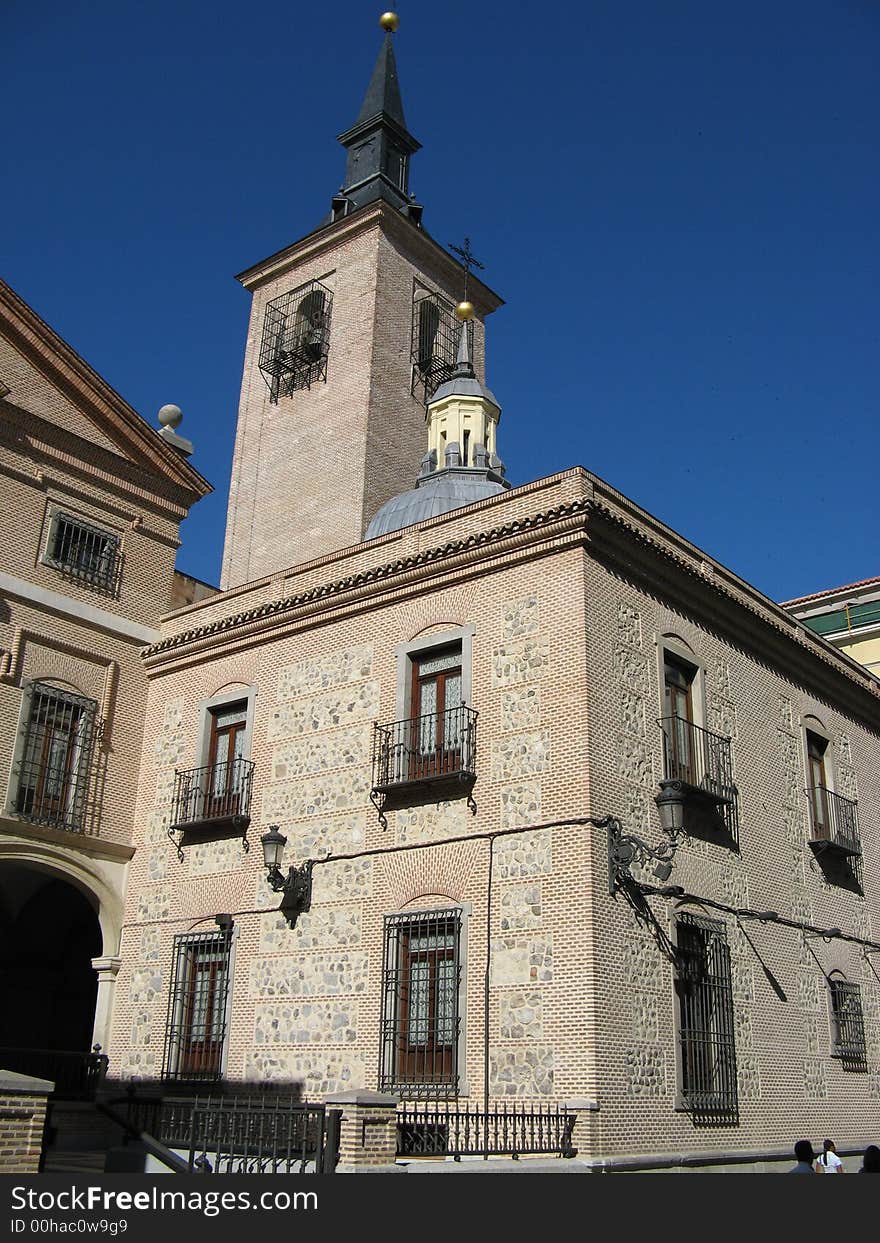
[45,512,120,591]
[162,929,233,1081]
[674,913,738,1117]
[410,291,474,404]
[380,909,462,1097]
[258,279,333,402]
[829,974,867,1071]
[15,682,97,832]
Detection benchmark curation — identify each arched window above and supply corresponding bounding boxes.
[294,289,327,363]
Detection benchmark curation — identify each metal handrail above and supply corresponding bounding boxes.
[97,1099,194,1174]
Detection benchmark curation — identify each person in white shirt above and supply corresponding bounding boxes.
[815,1138,844,1173]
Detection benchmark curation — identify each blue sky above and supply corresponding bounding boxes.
[3,1,878,601]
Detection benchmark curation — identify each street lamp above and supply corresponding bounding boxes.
[260,825,314,928]
[655,780,687,836]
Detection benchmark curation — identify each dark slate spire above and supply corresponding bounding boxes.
[356,35,407,129]
[331,31,423,225]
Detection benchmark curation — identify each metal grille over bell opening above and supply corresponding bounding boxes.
[411,291,474,404]
[259,279,334,402]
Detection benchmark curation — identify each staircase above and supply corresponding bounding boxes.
[40,1101,124,1174]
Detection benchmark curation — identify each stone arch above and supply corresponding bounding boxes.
[0,849,112,1053]
[408,620,467,643]
[207,678,252,700]
[0,841,122,958]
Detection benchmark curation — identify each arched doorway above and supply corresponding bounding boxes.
[0,861,103,1052]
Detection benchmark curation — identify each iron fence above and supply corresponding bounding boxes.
[101,1090,339,1173]
[181,1096,336,1173]
[0,1046,108,1100]
[806,786,860,857]
[169,758,255,831]
[397,1100,576,1159]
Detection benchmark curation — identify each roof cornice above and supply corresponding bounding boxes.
[234,201,504,314]
[0,279,212,504]
[141,475,880,729]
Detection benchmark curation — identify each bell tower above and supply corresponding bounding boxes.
[221,14,504,589]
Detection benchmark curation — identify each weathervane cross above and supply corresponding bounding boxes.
[449,236,485,300]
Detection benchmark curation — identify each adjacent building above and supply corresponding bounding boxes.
[0,278,210,1078]
[783,578,880,680]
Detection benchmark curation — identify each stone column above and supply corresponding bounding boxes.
[91,955,123,1058]
[0,1070,53,1174]
[323,1090,399,1171]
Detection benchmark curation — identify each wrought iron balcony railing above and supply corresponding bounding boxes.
[659,715,735,800]
[371,706,478,827]
[169,758,255,835]
[807,786,860,857]
[658,715,738,840]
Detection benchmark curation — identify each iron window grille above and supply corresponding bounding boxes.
[15,682,98,832]
[162,928,233,1082]
[259,279,333,402]
[379,909,462,1098]
[44,512,121,593]
[828,976,868,1071]
[674,913,738,1119]
[411,291,475,404]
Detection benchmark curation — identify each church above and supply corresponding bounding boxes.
[3,15,880,1172]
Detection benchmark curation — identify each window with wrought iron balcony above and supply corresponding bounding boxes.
[370,642,477,829]
[805,731,860,859]
[656,652,739,845]
[168,700,255,853]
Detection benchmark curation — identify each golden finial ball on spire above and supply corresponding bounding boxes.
[455,301,475,322]
[379,12,400,32]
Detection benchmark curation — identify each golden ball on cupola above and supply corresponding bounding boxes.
[379,12,400,32]
[455,301,475,322]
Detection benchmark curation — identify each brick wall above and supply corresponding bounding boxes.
[0,1081,50,1174]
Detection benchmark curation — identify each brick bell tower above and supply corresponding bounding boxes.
[221,12,504,590]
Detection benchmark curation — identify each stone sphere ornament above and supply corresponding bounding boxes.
[157,403,183,429]
[379,12,400,32]
[455,301,475,322]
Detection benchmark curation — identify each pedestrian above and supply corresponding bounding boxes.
[859,1145,880,1173]
[815,1139,844,1173]
[789,1140,816,1173]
